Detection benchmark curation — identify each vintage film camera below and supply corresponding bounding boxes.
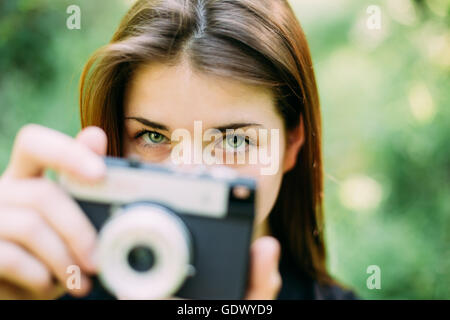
[59,157,256,299]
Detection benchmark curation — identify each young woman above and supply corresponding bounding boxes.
[0,0,356,299]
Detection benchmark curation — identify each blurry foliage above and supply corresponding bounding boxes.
[292,0,449,299]
[0,0,57,85]
[0,0,126,166]
[0,0,448,299]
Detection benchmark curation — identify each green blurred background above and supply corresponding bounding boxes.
[0,0,448,299]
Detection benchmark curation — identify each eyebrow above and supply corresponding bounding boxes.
[125,117,170,131]
[125,116,262,133]
[213,123,263,133]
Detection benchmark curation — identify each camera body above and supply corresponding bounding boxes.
[59,157,256,299]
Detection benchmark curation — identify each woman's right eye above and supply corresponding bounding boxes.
[136,130,170,147]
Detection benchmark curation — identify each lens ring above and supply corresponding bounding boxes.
[97,204,192,299]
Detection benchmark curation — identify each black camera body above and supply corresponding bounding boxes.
[59,157,256,299]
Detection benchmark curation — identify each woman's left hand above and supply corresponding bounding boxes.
[245,236,282,300]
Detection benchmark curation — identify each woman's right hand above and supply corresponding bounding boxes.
[0,124,108,299]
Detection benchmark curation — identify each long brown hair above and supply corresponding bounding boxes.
[80,0,332,285]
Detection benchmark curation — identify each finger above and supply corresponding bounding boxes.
[245,236,282,300]
[0,280,41,300]
[0,240,56,297]
[0,179,98,274]
[0,281,66,300]
[0,208,92,297]
[75,126,107,156]
[3,124,105,181]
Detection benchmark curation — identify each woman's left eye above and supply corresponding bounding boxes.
[223,135,251,150]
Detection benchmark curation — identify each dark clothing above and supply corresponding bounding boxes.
[277,253,358,300]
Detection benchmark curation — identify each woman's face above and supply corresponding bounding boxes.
[122,60,291,224]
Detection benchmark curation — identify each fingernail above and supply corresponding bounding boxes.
[82,157,106,179]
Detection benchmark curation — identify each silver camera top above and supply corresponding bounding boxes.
[59,156,256,220]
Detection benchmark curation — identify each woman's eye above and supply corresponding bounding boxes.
[224,135,246,150]
[140,131,168,145]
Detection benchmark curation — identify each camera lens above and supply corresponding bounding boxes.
[127,245,156,272]
[97,204,192,299]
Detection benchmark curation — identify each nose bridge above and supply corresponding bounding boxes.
[168,121,207,169]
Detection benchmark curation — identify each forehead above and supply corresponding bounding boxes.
[124,61,282,130]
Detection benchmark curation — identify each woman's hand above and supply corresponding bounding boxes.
[0,124,107,299]
[245,236,282,299]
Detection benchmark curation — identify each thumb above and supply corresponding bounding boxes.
[245,236,282,300]
[76,126,108,156]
